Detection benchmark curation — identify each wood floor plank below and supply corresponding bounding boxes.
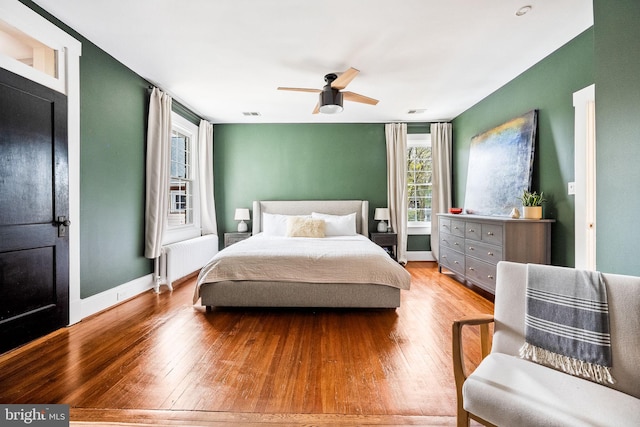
[0,262,494,425]
[69,407,462,426]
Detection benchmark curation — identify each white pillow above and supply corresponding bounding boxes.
[311,212,357,236]
[262,213,290,236]
[262,213,310,236]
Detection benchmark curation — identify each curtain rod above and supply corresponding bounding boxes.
[146,85,206,125]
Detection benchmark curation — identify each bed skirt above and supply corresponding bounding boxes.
[199,280,401,309]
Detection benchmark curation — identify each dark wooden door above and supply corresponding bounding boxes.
[0,67,69,354]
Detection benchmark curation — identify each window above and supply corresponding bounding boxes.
[164,113,200,243]
[407,133,432,234]
[169,128,192,225]
[0,20,58,78]
[0,8,71,95]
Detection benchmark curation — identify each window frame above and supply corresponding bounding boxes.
[407,133,432,236]
[0,13,67,94]
[162,112,201,245]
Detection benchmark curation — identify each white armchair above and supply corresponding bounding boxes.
[452,261,640,427]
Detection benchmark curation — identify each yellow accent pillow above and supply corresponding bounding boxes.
[285,216,326,238]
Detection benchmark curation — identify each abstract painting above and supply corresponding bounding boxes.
[463,110,537,216]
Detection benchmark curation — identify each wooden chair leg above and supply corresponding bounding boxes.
[457,405,470,427]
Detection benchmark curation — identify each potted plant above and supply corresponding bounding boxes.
[519,190,546,219]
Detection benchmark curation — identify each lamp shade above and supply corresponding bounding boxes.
[234,208,250,221]
[374,208,390,221]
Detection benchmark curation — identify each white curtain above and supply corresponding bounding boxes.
[144,88,172,259]
[385,123,408,265]
[430,122,453,261]
[198,120,217,236]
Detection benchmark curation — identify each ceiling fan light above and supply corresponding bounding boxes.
[319,90,343,114]
[319,104,343,114]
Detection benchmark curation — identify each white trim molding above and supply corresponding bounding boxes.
[406,251,436,262]
[80,274,155,319]
[573,84,596,271]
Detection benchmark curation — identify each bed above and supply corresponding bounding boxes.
[194,200,411,310]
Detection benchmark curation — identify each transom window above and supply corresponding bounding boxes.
[407,133,432,232]
[0,10,69,95]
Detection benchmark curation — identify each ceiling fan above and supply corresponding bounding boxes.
[277,67,379,114]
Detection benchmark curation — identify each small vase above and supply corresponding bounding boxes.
[523,206,542,220]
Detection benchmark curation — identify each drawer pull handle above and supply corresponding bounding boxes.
[488,275,494,279]
[469,267,475,271]
[454,261,459,264]
[468,228,475,233]
[487,252,494,256]
[468,246,474,251]
[454,242,459,246]
[487,231,494,236]
[454,226,460,230]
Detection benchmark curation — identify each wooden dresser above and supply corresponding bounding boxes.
[437,213,554,294]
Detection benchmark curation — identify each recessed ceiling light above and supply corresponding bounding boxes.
[516,5,532,16]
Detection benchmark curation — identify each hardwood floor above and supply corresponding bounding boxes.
[0,262,493,426]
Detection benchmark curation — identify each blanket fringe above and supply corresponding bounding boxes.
[520,342,616,385]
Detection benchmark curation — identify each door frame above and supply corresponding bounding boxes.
[1,1,82,324]
[573,84,596,270]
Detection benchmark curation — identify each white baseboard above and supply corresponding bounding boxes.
[406,251,436,262]
[80,274,155,320]
[69,299,82,325]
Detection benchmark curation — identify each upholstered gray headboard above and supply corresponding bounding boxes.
[252,200,369,236]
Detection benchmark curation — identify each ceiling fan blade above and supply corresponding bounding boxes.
[278,87,321,93]
[343,91,379,105]
[331,67,359,89]
[312,102,320,114]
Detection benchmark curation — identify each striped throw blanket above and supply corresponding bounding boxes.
[520,263,615,385]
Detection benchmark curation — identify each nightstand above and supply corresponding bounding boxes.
[370,232,397,259]
[224,232,251,247]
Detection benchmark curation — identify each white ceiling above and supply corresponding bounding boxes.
[33,0,593,124]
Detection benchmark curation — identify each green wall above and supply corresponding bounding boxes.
[213,124,387,238]
[593,0,640,275]
[451,29,594,267]
[79,41,152,298]
[214,123,434,252]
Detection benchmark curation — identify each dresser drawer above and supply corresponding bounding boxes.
[440,247,465,276]
[466,240,502,265]
[451,220,466,237]
[465,221,482,241]
[440,233,465,253]
[224,232,251,247]
[481,223,503,245]
[371,232,397,247]
[465,257,497,293]
[440,217,451,234]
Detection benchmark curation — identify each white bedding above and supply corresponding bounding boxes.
[194,233,411,303]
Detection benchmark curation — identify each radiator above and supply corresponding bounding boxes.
[154,234,219,292]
